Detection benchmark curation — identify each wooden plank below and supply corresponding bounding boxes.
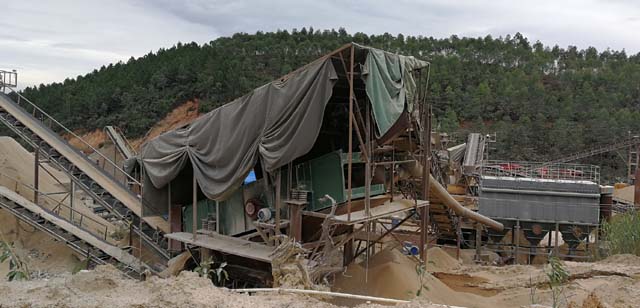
[302,210,328,218]
[165,232,274,263]
[332,199,427,225]
[254,220,290,229]
[326,194,391,216]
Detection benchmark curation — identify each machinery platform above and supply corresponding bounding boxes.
[165,232,275,263]
[332,199,428,225]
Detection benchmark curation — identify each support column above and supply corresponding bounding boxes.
[554,223,560,257]
[594,225,600,259]
[113,142,117,179]
[34,147,39,204]
[420,105,431,263]
[287,200,306,242]
[364,92,372,263]
[514,221,520,264]
[275,169,281,245]
[343,230,354,266]
[547,226,553,255]
[456,222,462,260]
[600,189,613,223]
[346,45,354,222]
[169,206,183,251]
[70,181,75,221]
[215,200,220,233]
[200,247,210,263]
[192,175,197,240]
[475,223,482,262]
[167,182,180,251]
[635,167,640,206]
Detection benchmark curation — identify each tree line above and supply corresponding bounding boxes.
[17,28,640,182]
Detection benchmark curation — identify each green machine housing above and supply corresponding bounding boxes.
[292,150,385,211]
[183,150,385,235]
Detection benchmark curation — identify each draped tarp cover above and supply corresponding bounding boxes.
[140,58,337,213]
[360,44,429,137]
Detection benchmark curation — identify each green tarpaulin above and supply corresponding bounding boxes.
[137,44,428,216]
[360,44,429,137]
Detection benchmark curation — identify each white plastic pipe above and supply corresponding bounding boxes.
[231,288,469,307]
[232,288,409,304]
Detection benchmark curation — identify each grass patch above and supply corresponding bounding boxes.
[601,210,640,256]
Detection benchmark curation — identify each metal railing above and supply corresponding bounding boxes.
[0,172,113,240]
[5,88,142,188]
[481,160,600,183]
[0,70,17,91]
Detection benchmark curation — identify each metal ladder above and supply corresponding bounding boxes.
[0,91,169,261]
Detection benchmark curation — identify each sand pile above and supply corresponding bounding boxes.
[0,264,325,308]
[332,247,422,301]
[455,248,500,265]
[0,137,113,235]
[2,253,640,308]
[332,247,492,307]
[0,137,118,235]
[0,137,67,203]
[0,264,452,308]
[0,212,80,278]
[0,137,100,277]
[426,247,461,272]
[496,228,535,264]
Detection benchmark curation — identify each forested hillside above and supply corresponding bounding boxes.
[18,28,640,182]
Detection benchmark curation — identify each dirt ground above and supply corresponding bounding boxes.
[331,246,639,308]
[0,264,443,308]
[0,246,637,308]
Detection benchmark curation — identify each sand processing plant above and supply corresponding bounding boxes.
[0,42,628,290]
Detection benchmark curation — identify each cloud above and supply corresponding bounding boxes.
[2,0,639,88]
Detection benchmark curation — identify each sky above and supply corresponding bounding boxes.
[1,0,639,89]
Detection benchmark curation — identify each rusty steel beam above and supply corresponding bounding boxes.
[347,45,355,222]
[420,74,431,263]
[353,214,413,260]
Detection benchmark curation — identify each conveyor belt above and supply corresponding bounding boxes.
[0,92,169,260]
[105,125,136,160]
[0,186,146,277]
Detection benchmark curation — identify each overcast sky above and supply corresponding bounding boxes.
[2,0,639,89]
